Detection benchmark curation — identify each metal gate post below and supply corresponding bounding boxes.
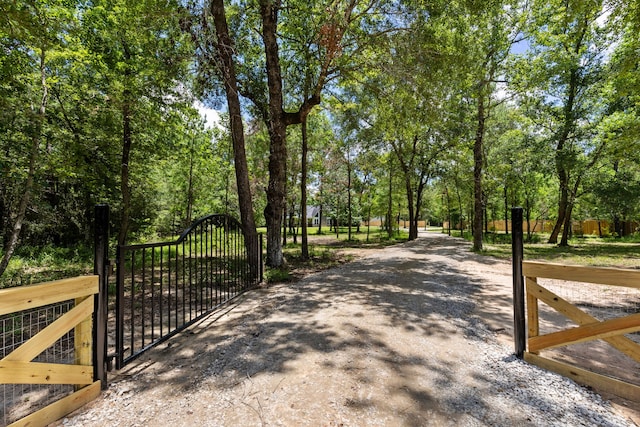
[93,204,109,389]
[511,207,525,359]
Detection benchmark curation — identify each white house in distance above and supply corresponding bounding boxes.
[306,206,329,227]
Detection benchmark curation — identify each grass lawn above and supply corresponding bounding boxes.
[4,227,639,288]
[479,233,640,269]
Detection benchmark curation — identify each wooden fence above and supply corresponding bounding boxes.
[480,219,639,236]
[522,261,640,402]
[0,276,102,427]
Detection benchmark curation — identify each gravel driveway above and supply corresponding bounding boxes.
[57,232,638,426]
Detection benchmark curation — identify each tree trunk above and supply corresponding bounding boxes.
[410,179,427,241]
[473,94,485,251]
[525,198,532,242]
[560,202,574,246]
[456,185,464,237]
[300,117,309,259]
[210,0,259,277]
[549,65,579,246]
[0,48,47,277]
[260,0,287,267]
[504,186,509,235]
[405,177,416,240]
[548,180,568,244]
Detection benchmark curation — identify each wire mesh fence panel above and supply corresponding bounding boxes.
[1,301,78,426]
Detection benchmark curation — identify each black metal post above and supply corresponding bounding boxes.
[93,204,109,389]
[511,207,525,359]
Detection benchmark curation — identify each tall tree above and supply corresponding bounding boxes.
[82,0,193,246]
[463,2,523,251]
[340,11,463,241]
[0,1,74,276]
[196,0,379,267]
[513,0,613,246]
[208,0,259,271]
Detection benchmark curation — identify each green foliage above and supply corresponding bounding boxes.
[2,0,640,282]
[482,234,640,269]
[265,268,292,283]
[0,244,93,288]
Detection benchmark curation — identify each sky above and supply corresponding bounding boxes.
[194,101,222,129]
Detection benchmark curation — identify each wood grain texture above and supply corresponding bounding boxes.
[528,313,640,352]
[522,261,640,289]
[0,276,98,316]
[0,360,93,385]
[525,352,640,402]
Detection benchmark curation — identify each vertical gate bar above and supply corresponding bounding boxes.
[182,233,193,324]
[160,245,164,338]
[216,223,220,305]
[151,246,156,342]
[226,218,230,300]
[213,223,217,306]
[200,223,204,314]
[234,221,237,293]
[196,223,201,315]
[225,221,227,299]
[260,233,263,284]
[141,247,146,349]
[93,204,109,388]
[221,220,225,302]
[189,232,193,321]
[512,206,525,359]
[209,221,212,309]
[130,251,136,359]
[115,245,125,369]
[205,221,209,310]
[182,239,186,325]
[241,230,245,289]
[236,227,240,293]
[168,244,172,334]
[231,225,234,295]
[197,224,200,314]
[221,219,225,301]
[175,242,179,332]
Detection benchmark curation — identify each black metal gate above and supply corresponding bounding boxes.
[113,214,262,369]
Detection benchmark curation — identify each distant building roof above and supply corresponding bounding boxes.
[307,206,321,218]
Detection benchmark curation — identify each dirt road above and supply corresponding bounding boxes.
[57,232,638,426]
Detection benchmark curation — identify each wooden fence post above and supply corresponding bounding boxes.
[512,207,525,359]
[93,204,109,389]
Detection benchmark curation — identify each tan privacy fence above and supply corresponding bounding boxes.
[0,276,101,427]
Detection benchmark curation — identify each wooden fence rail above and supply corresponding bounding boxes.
[0,276,102,427]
